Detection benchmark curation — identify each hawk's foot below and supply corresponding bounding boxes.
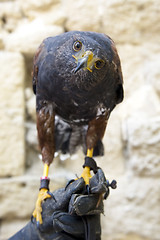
[32,188,51,225]
[80,166,92,194]
[65,149,98,194]
[32,177,51,225]
[65,167,91,193]
[81,166,92,185]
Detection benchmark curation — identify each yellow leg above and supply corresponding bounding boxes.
[81,148,93,185]
[32,163,51,225]
[43,163,49,177]
[87,148,93,158]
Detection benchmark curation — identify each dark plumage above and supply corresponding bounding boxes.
[32,30,124,224]
[33,31,123,165]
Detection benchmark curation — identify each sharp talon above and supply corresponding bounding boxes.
[86,185,90,194]
[36,221,40,228]
[65,179,75,190]
[47,191,56,202]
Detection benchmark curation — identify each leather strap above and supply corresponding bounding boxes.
[83,157,98,174]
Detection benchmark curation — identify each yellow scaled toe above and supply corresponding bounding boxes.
[80,166,92,185]
[32,188,51,224]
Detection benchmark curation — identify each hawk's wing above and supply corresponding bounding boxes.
[32,40,49,95]
[105,34,124,104]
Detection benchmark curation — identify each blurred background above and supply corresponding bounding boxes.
[0,0,160,239]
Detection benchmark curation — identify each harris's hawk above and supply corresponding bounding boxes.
[32,31,124,224]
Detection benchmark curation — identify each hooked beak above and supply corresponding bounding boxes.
[73,50,94,73]
[74,56,88,73]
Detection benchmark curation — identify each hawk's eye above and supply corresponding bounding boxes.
[95,60,105,69]
[73,41,82,51]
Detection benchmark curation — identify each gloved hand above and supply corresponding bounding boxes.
[9,169,116,240]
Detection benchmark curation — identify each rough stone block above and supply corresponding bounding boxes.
[123,116,160,177]
[64,0,160,45]
[63,0,102,32]
[5,20,63,55]
[19,4,66,27]
[17,0,60,12]
[0,1,22,33]
[101,0,160,44]
[119,85,160,120]
[117,44,160,99]
[0,51,25,177]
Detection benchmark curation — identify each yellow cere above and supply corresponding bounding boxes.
[83,50,94,72]
[72,49,95,73]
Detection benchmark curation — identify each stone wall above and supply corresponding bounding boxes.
[0,0,160,239]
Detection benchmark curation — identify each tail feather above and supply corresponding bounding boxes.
[55,117,72,154]
[55,116,104,156]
